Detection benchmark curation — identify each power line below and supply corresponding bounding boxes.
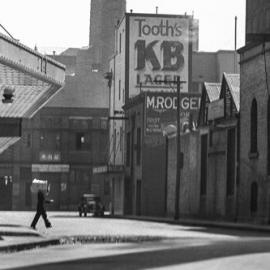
[0,23,18,41]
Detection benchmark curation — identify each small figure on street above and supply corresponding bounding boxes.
[31,189,52,230]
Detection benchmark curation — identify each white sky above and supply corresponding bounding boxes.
[0,0,246,54]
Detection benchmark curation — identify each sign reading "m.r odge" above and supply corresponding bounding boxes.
[146,93,200,111]
[145,92,201,135]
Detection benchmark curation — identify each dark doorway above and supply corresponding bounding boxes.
[227,128,236,196]
[0,176,12,210]
[136,179,141,216]
[250,182,258,213]
[200,134,208,195]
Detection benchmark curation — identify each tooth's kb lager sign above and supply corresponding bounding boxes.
[129,15,190,96]
[145,92,201,135]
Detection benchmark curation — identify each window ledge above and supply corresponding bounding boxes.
[249,151,259,159]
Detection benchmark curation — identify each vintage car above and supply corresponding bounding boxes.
[78,194,105,217]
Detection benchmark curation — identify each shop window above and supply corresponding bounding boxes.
[250,98,258,154]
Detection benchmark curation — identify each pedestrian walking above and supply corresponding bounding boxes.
[30,189,52,230]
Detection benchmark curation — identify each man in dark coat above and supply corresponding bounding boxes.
[31,190,52,229]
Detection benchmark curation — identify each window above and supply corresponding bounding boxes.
[76,133,85,150]
[226,128,236,196]
[26,134,31,148]
[101,119,107,129]
[119,33,122,53]
[126,132,131,166]
[119,80,121,100]
[120,127,123,152]
[200,134,208,195]
[40,132,61,150]
[136,127,141,165]
[250,98,258,154]
[250,182,258,213]
[113,129,117,154]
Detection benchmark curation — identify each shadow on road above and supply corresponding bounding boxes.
[183,226,270,238]
[9,238,270,270]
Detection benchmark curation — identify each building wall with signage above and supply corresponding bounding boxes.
[127,13,192,98]
[109,12,240,217]
[124,94,166,216]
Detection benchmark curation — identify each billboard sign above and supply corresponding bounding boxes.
[129,15,190,97]
[145,92,201,135]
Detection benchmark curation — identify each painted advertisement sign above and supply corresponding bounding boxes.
[129,15,190,97]
[145,92,201,135]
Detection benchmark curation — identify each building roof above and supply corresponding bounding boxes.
[223,73,240,112]
[0,137,20,154]
[60,48,80,56]
[204,82,221,102]
[0,33,65,118]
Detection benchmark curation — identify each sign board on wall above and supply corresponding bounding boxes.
[145,92,201,135]
[32,164,70,173]
[129,15,190,97]
[208,99,224,120]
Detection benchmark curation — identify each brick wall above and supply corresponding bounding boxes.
[167,132,200,218]
[239,42,270,223]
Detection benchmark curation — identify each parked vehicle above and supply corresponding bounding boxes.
[78,194,105,217]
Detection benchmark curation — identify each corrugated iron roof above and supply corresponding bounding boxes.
[0,137,20,154]
[224,73,240,112]
[0,62,61,118]
[204,82,221,102]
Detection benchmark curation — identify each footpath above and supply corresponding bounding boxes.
[1,212,270,253]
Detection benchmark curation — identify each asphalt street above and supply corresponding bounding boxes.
[1,211,270,269]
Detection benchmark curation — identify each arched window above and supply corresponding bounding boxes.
[250,99,258,153]
[250,182,258,213]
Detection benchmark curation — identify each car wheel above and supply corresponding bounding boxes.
[79,211,82,217]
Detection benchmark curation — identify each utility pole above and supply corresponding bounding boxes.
[174,76,183,220]
[144,76,186,220]
[155,76,185,220]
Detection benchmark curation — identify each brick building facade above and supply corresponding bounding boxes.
[237,0,270,224]
[238,42,270,223]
